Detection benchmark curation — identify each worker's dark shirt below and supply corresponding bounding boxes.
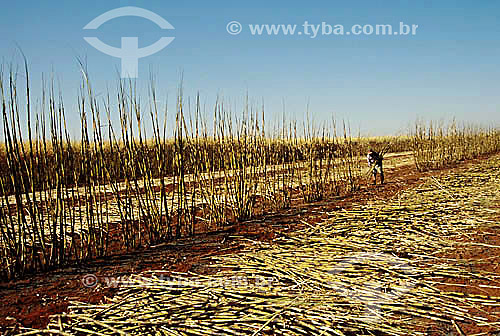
[367,151,382,166]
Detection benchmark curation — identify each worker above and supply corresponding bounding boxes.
[367,149,384,185]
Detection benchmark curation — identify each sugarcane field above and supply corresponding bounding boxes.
[2,2,500,336]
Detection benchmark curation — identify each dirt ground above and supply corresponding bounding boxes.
[0,155,499,335]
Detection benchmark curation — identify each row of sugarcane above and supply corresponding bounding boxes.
[411,119,500,171]
[0,64,370,280]
[23,154,500,335]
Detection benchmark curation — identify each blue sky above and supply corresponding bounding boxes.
[1,0,499,136]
